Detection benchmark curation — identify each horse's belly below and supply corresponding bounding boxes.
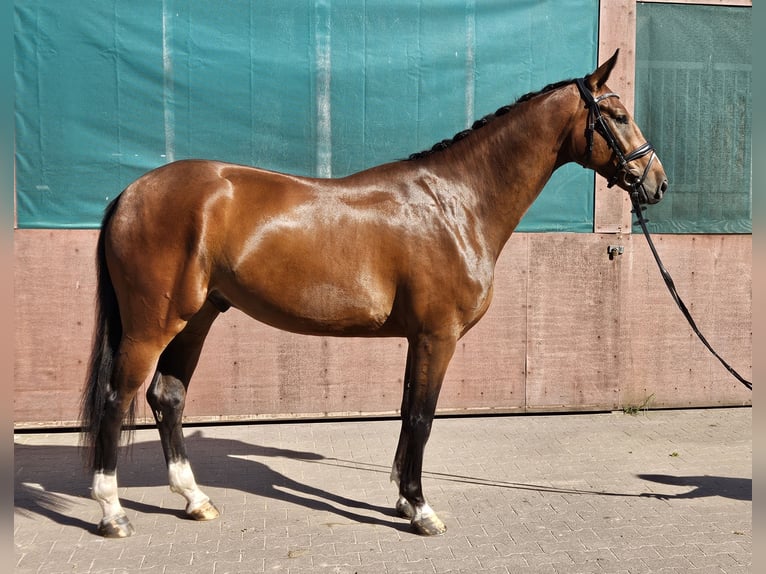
[290,281,393,333]
[220,203,403,335]
[220,270,397,337]
[239,295,393,337]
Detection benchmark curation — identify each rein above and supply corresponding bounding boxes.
[575,77,752,391]
[630,196,752,390]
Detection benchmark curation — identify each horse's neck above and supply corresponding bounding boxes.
[446,87,577,259]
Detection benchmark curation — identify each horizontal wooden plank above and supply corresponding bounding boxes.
[14,229,750,428]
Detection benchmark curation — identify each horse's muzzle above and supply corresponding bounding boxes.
[649,178,668,204]
[633,176,667,205]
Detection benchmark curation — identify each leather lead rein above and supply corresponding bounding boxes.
[630,193,752,391]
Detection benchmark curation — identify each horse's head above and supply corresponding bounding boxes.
[570,50,668,205]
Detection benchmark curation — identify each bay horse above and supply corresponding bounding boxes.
[80,50,667,537]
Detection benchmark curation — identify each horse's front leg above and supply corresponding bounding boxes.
[146,373,219,520]
[392,332,456,535]
[146,304,220,521]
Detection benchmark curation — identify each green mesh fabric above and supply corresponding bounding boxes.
[635,2,751,234]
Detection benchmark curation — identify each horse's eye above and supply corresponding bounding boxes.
[614,115,629,125]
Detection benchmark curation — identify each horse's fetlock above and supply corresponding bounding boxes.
[399,482,423,505]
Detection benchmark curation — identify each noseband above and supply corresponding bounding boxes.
[575,77,657,204]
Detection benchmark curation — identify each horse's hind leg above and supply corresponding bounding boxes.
[146,301,221,521]
[91,338,166,538]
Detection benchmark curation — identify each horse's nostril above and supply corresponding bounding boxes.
[654,180,668,200]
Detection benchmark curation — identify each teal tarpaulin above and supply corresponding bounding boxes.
[15,0,598,230]
[635,3,751,234]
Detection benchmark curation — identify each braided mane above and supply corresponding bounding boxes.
[407,78,576,161]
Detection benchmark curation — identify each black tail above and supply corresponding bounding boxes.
[80,195,136,467]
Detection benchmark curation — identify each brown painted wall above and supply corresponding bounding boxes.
[14,229,751,428]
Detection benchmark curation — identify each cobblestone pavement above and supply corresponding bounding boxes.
[15,407,751,573]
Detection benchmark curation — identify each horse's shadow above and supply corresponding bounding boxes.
[14,429,409,534]
[636,474,751,501]
[15,429,751,537]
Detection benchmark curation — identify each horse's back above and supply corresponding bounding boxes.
[106,160,407,336]
[109,159,321,253]
[105,158,494,338]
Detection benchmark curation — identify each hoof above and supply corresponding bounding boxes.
[412,515,447,536]
[96,514,135,538]
[186,500,220,521]
[412,511,447,536]
[395,496,415,519]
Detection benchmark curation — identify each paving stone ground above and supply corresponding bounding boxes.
[14,407,751,573]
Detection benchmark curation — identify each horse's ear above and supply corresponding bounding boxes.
[586,49,619,91]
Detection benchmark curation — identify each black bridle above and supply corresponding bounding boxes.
[575,77,657,204]
[575,77,751,391]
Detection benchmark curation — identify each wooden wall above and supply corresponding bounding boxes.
[13,0,752,427]
[14,229,751,428]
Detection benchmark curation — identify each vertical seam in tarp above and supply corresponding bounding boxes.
[415,1,422,147]
[314,0,332,178]
[162,0,176,164]
[113,5,124,190]
[249,5,255,165]
[465,0,476,130]
[32,6,46,189]
[361,0,367,168]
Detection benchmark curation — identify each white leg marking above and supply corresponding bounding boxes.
[411,500,446,535]
[168,460,209,512]
[91,471,124,520]
[413,502,436,522]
